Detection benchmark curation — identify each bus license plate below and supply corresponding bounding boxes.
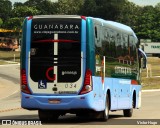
[48,99,61,104]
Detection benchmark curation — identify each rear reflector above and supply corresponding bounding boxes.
[21,69,27,85]
[84,69,92,85]
[131,80,138,85]
[81,16,86,20]
[79,69,92,95]
[21,69,31,94]
[27,16,33,20]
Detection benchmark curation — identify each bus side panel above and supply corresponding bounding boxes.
[26,19,32,94]
[112,78,133,110]
[79,18,86,94]
[104,78,119,111]
[21,19,27,70]
[92,76,105,111]
[86,18,95,73]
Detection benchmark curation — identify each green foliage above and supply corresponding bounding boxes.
[13,2,25,8]
[81,0,97,16]
[155,3,160,11]
[4,17,24,30]
[133,6,160,41]
[24,0,57,14]
[12,6,40,17]
[0,18,3,27]
[1,0,160,42]
[56,0,84,15]
[0,0,12,22]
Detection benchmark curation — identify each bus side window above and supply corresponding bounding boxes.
[95,26,98,38]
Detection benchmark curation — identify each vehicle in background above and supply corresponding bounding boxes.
[140,42,160,57]
[0,37,19,51]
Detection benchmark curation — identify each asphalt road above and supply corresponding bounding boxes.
[0,64,160,128]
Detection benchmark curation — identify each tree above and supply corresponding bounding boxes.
[3,17,24,39]
[24,0,56,14]
[56,0,84,15]
[80,0,97,16]
[4,17,23,30]
[0,18,3,27]
[0,0,12,22]
[12,6,40,17]
[117,1,140,26]
[94,0,126,20]
[135,6,159,41]
[13,2,24,8]
[155,2,160,11]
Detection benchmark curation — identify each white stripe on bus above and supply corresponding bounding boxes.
[54,34,58,83]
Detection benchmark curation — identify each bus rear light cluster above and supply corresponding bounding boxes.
[27,16,33,20]
[21,69,31,94]
[131,80,138,85]
[79,69,92,95]
[81,16,86,20]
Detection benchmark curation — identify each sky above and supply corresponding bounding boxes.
[10,0,160,6]
[128,0,160,6]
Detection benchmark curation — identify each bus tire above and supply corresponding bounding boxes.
[123,109,133,117]
[101,94,109,121]
[123,98,133,117]
[38,110,59,123]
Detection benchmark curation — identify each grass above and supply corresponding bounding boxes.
[141,57,160,90]
[141,77,160,90]
[0,60,9,65]
[0,51,20,63]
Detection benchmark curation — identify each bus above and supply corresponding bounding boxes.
[20,15,147,122]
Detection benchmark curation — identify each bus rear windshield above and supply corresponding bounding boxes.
[30,18,82,83]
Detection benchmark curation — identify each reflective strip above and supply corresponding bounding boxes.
[54,34,58,83]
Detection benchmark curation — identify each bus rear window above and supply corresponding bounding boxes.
[30,18,81,83]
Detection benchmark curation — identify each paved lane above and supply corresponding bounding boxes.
[0,65,159,128]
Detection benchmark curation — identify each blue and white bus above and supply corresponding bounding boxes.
[20,15,147,121]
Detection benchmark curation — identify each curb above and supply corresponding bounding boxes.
[0,63,20,66]
[142,89,160,92]
[0,108,22,113]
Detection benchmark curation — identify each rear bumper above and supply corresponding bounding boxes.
[21,92,104,111]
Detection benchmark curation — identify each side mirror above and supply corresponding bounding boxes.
[142,58,147,69]
[138,48,147,69]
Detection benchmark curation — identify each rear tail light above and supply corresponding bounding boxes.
[79,69,92,95]
[21,69,31,94]
[81,16,86,20]
[27,16,33,20]
[131,80,138,85]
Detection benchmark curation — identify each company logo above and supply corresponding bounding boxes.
[119,80,130,84]
[62,71,77,75]
[34,24,79,30]
[151,45,160,49]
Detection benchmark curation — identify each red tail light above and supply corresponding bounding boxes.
[27,16,33,20]
[81,16,86,20]
[79,69,92,95]
[131,80,138,85]
[21,69,31,94]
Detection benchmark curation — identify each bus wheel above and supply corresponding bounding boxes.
[123,109,133,117]
[123,99,133,117]
[38,110,59,123]
[101,94,109,121]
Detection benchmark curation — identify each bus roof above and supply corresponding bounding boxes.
[32,15,81,19]
[89,17,137,38]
